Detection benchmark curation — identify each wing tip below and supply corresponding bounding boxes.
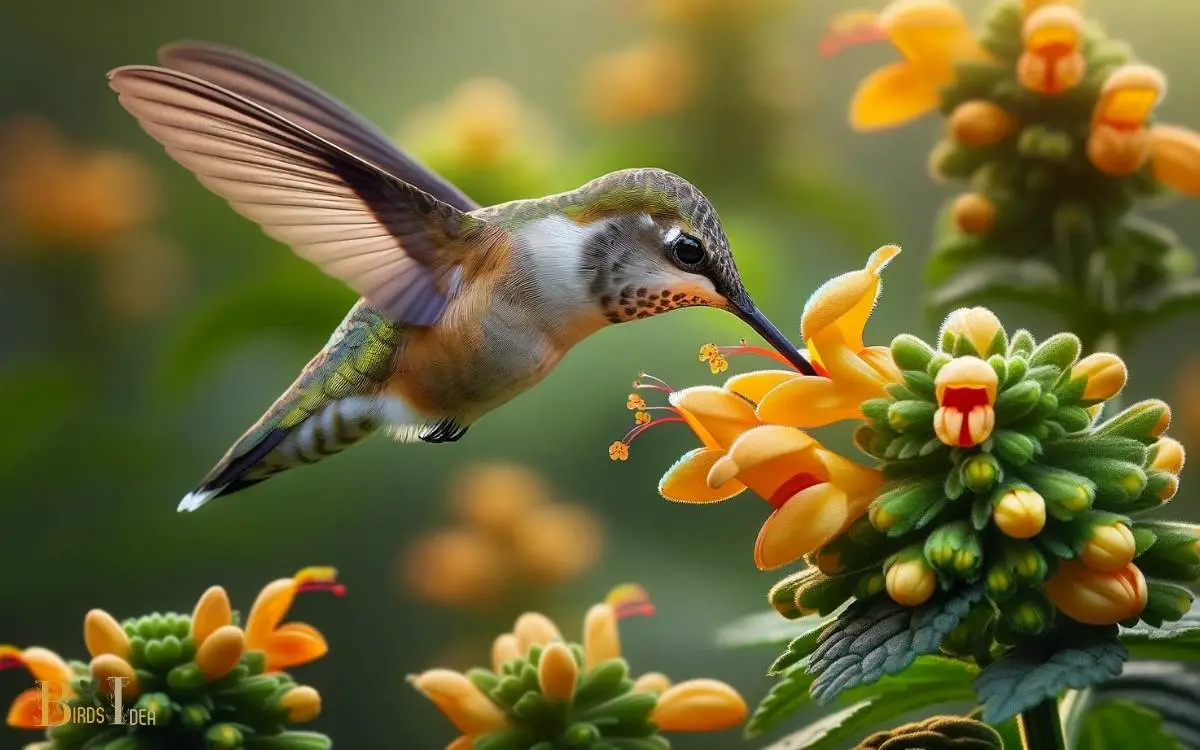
[178,486,221,513]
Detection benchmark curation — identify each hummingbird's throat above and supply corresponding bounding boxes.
[600,286,708,324]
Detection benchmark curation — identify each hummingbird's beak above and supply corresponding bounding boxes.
[731,298,819,376]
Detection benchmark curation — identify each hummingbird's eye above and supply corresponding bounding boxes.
[669,233,706,269]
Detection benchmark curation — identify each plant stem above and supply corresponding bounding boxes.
[1018,699,1067,750]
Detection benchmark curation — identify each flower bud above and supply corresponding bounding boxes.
[1132,522,1200,580]
[890,333,937,372]
[1150,437,1186,475]
[952,193,996,235]
[869,478,943,534]
[768,569,819,619]
[410,669,509,735]
[941,603,996,658]
[934,357,999,447]
[90,654,139,701]
[1020,464,1094,519]
[1004,591,1055,635]
[277,685,321,723]
[1071,353,1128,402]
[885,548,937,607]
[1097,399,1171,442]
[1088,124,1150,176]
[1043,560,1148,625]
[924,521,982,580]
[513,612,562,656]
[1145,471,1180,504]
[962,453,1002,493]
[940,307,1005,358]
[1150,124,1200,196]
[888,399,937,434]
[632,672,671,695]
[649,679,748,732]
[1080,522,1136,572]
[190,586,232,646]
[195,625,246,680]
[84,609,131,661]
[537,642,578,702]
[993,430,1037,466]
[949,101,1016,147]
[992,488,1046,539]
[1017,6,1085,96]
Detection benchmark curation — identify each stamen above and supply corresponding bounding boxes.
[621,415,685,444]
[636,372,674,392]
[701,339,806,370]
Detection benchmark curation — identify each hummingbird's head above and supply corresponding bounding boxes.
[561,168,815,374]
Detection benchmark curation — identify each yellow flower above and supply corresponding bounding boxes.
[1016,4,1086,96]
[827,0,986,131]
[242,567,343,672]
[1043,560,1148,626]
[450,462,551,538]
[510,503,604,586]
[1087,65,1166,176]
[646,385,882,570]
[1071,352,1128,402]
[951,193,996,235]
[941,306,1004,357]
[581,39,699,125]
[756,245,903,428]
[933,356,999,447]
[1150,437,1186,476]
[1020,0,1081,16]
[1080,523,1137,573]
[413,587,746,747]
[402,528,511,607]
[948,100,1017,148]
[0,646,72,728]
[195,625,246,680]
[992,488,1046,539]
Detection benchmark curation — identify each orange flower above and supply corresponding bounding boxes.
[824,0,987,131]
[933,356,999,447]
[1043,560,1148,626]
[243,567,344,672]
[755,245,903,428]
[1087,64,1166,176]
[0,646,73,728]
[1016,4,1086,96]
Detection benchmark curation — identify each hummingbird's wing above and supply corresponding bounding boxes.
[108,65,495,326]
[155,41,479,212]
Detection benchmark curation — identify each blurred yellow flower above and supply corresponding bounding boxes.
[411,586,746,748]
[403,462,604,607]
[1086,64,1165,175]
[581,38,699,124]
[951,192,997,235]
[755,245,903,428]
[1016,4,1086,96]
[0,117,159,249]
[948,100,1017,148]
[823,0,987,131]
[0,647,72,728]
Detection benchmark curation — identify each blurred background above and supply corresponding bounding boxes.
[3,0,1200,747]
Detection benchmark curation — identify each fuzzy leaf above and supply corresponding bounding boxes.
[806,585,984,703]
[750,657,978,741]
[716,610,841,650]
[747,665,817,737]
[974,630,1128,723]
[1077,701,1184,750]
[1121,603,1200,661]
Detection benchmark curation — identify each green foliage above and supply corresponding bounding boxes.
[1077,701,1184,750]
[36,611,328,750]
[0,360,85,479]
[748,657,979,745]
[1094,661,1200,748]
[1121,602,1200,661]
[973,627,1127,724]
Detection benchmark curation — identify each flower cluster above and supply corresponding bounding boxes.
[825,0,1200,348]
[3,567,342,750]
[612,244,1198,679]
[410,585,747,749]
[402,462,603,608]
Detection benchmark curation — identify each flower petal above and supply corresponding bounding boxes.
[20,648,71,684]
[513,613,561,655]
[1150,124,1200,196]
[537,642,578,702]
[410,669,508,735]
[263,622,327,671]
[850,62,943,131]
[724,370,799,402]
[754,484,850,571]
[446,737,474,750]
[882,0,983,66]
[491,634,520,673]
[858,345,903,383]
[755,376,865,428]
[583,603,620,670]
[7,689,44,729]
[658,448,746,503]
[649,678,748,732]
[244,579,296,650]
[670,386,759,448]
[191,586,233,645]
[84,609,131,661]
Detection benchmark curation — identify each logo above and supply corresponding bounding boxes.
[34,678,156,727]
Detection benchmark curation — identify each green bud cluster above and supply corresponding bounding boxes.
[465,644,670,750]
[771,322,1199,661]
[40,612,328,750]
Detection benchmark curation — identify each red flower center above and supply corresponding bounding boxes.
[942,387,990,445]
[768,472,822,510]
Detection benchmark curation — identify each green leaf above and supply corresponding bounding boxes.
[0,360,85,479]
[974,629,1128,723]
[158,267,354,394]
[715,610,840,650]
[1121,602,1200,661]
[746,664,817,737]
[1077,701,1184,750]
[926,258,1075,316]
[807,585,985,703]
[750,657,979,744]
[1093,661,1200,749]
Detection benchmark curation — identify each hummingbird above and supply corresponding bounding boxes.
[107,42,817,512]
